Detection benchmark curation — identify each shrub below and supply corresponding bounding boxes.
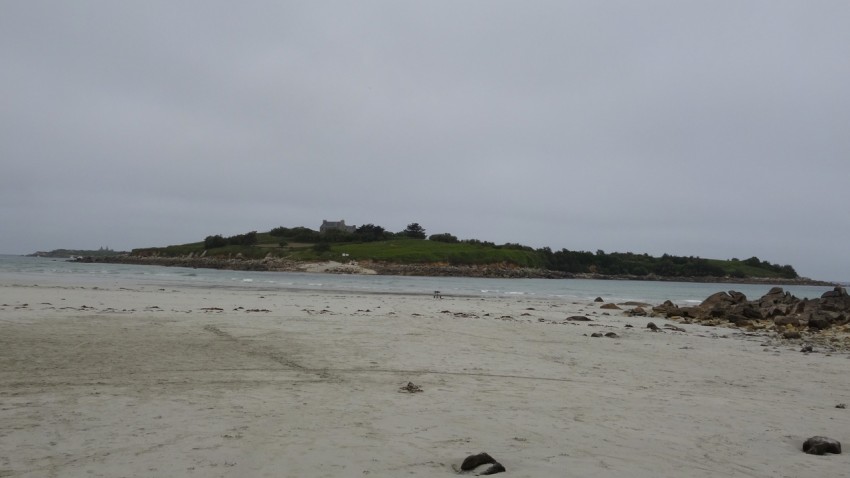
[429,233,458,243]
[204,235,227,248]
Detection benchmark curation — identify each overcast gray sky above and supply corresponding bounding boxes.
[2,1,848,280]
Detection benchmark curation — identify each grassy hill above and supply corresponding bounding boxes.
[127,226,801,280]
[132,236,542,267]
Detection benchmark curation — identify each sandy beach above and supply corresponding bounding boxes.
[1,279,848,477]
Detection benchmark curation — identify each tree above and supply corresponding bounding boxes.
[204,235,227,249]
[402,223,426,239]
[428,233,458,243]
[354,224,387,242]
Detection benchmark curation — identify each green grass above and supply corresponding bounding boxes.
[329,240,543,267]
[136,237,544,267]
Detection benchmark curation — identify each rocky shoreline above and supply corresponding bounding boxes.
[73,255,836,285]
[643,285,850,349]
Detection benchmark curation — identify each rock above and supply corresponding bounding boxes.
[656,285,850,332]
[399,382,423,393]
[783,330,802,340]
[646,322,662,332]
[836,403,846,409]
[565,315,592,321]
[480,462,506,475]
[591,332,604,337]
[808,316,831,330]
[774,316,800,327]
[801,344,814,353]
[653,300,679,316]
[600,303,621,310]
[740,305,763,320]
[594,297,604,302]
[678,306,700,318]
[821,286,848,299]
[802,436,841,455]
[459,452,505,474]
[605,332,619,338]
[628,307,648,317]
[461,452,496,471]
[726,315,751,326]
[700,291,746,310]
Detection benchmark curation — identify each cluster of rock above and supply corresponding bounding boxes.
[652,286,850,332]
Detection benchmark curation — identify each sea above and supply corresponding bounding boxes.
[0,255,839,306]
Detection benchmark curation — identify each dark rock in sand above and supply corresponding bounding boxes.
[591,332,604,337]
[652,300,678,317]
[628,306,648,317]
[774,315,800,327]
[605,332,619,338]
[566,315,592,321]
[783,330,802,340]
[646,322,662,332]
[802,436,841,455]
[460,452,498,471]
[807,316,831,330]
[726,314,752,327]
[594,297,604,302]
[600,303,621,310]
[479,462,506,475]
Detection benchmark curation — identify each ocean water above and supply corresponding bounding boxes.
[0,255,836,306]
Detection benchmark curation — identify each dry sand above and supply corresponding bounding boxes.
[1,279,848,477]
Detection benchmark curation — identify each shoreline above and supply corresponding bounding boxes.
[72,255,837,286]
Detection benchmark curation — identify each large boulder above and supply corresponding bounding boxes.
[803,436,842,455]
[700,291,747,309]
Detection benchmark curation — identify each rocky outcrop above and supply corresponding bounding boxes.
[76,256,566,278]
[75,255,304,272]
[652,286,850,331]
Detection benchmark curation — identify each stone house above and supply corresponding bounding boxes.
[320,219,356,234]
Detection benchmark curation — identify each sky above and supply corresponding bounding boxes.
[2,1,849,281]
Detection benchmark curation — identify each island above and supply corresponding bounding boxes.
[65,222,834,285]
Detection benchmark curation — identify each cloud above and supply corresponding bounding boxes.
[2,1,849,280]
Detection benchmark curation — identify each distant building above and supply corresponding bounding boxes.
[320,219,356,234]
